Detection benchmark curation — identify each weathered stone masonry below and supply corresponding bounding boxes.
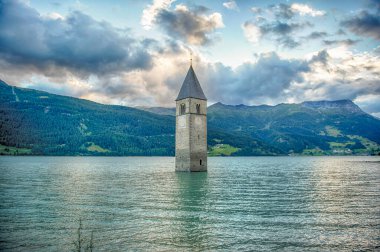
[175,65,207,172]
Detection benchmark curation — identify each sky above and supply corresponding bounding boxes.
[0,0,379,117]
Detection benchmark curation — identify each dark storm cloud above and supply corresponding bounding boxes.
[368,0,380,10]
[0,0,153,76]
[155,5,223,45]
[336,29,346,36]
[341,10,380,40]
[200,47,379,113]
[305,31,328,40]
[255,21,311,48]
[233,52,309,98]
[314,79,380,103]
[269,3,294,20]
[295,48,380,112]
[310,50,329,65]
[92,77,141,98]
[323,39,359,46]
[160,39,192,55]
[260,21,312,36]
[246,3,327,49]
[276,36,300,49]
[247,3,314,49]
[201,52,309,104]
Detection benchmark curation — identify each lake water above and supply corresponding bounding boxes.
[0,156,379,251]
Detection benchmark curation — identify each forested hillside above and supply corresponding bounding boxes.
[0,80,174,155]
[1,80,379,156]
[207,102,380,155]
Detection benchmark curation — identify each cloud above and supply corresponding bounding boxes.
[305,31,328,40]
[0,0,153,77]
[269,3,295,19]
[309,49,329,65]
[141,0,174,30]
[228,52,309,101]
[336,29,346,36]
[268,3,325,20]
[341,10,380,40]
[1,0,379,118]
[323,39,359,46]
[66,46,380,118]
[198,52,310,105]
[276,37,300,49]
[260,21,312,36]
[46,12,65,20]
[355,94,380,118]
[242,21,261,43]
[197,47,380,116]
[3,34,380,117]
[245,3,323,48]
[293,46,380,113]
[155,4,224,45]
[251,7,262,14]
[375,45,380,55]
[246,20,312,48]
[290,3,325,17]
[368,0,380,11]
[105,48,323,107]
[141,1,224,45]
[223,1,239,11]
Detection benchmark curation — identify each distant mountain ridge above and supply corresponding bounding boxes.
[141,99,366,116]
[135,106,176,116]
[0,79,379,156]
[301,100,364,113]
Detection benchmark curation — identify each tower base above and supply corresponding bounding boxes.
[175,157,207,172]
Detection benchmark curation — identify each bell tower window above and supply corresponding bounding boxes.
[196,104,200,114]
[180,104,186,115]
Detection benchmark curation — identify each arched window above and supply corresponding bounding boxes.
[200,159,202,165]
[180,104,186,115]
[196,104,200,114]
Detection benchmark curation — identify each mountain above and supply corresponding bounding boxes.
[0,80,175,156]
[207,101,380,155]
[135,106,176,116]
[1,80,379,156]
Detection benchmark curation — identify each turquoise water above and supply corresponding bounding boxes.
[0,156,379,251]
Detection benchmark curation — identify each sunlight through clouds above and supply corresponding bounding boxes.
[242,21,261,43]
[290,3,325,17]
[141,0,175,30]
[0,0,379,117]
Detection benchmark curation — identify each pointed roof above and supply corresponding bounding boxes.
[176,65,207,101]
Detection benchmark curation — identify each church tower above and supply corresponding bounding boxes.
[175,63,207,172]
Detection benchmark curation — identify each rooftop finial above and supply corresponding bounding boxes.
[190,51,193,66]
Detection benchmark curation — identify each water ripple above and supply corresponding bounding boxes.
[0,156,379,251]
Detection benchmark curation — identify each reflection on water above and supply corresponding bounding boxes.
[0,156,379,251]
[171,172,209,250]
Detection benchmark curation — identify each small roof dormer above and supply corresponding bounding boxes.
[176,65,207,101]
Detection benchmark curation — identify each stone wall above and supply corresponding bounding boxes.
[175,98,207,172]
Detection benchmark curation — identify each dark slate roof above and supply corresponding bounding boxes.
[176,65,207,101]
